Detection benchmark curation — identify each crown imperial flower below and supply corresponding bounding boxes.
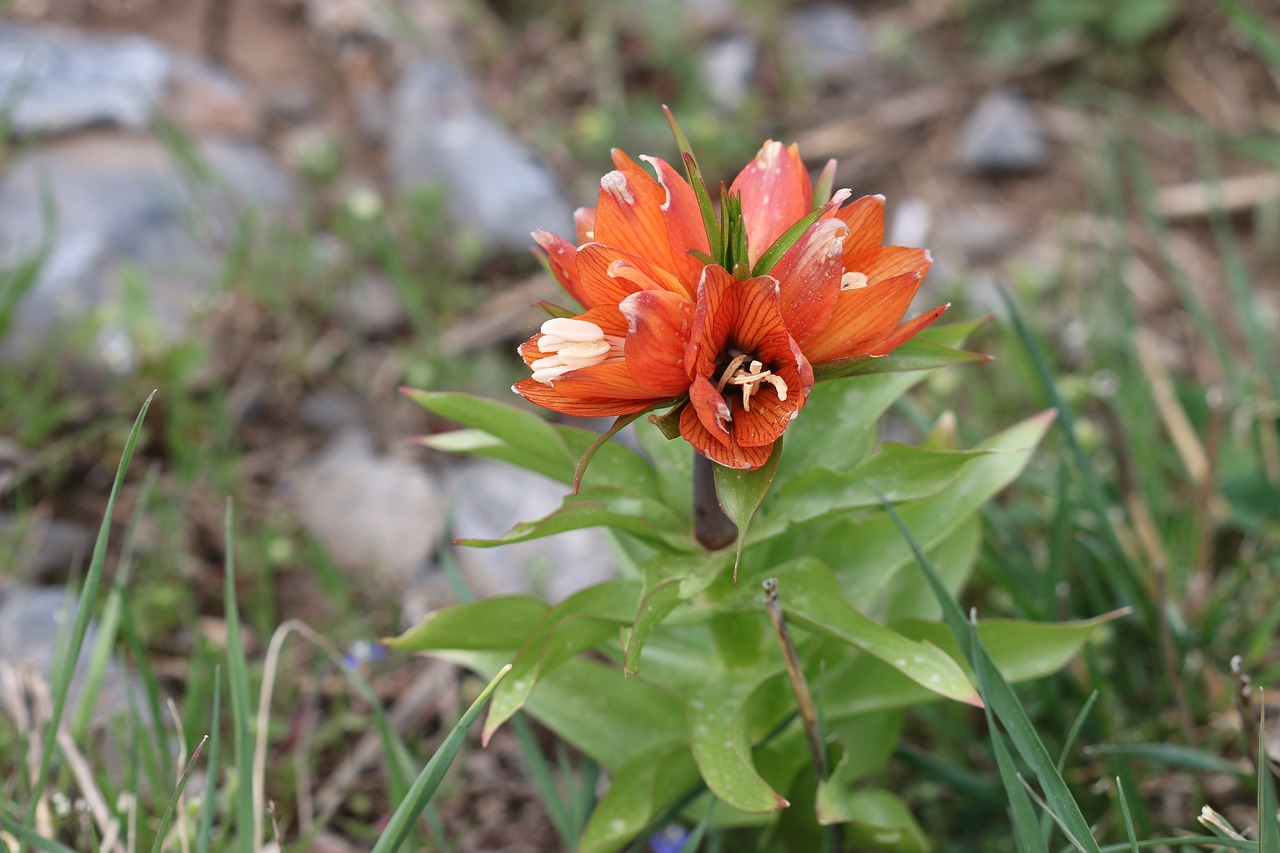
[513,115,944,470]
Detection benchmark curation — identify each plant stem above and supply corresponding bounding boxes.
[693,454,736,550]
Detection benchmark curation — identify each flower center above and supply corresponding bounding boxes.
[530,317,625,384]
[714,351,789,415]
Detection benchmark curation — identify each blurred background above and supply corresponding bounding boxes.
[1,0,1278,850]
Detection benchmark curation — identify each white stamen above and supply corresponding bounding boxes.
[541,317,607,341]
[840,271,869,291]
[530,319,625,385]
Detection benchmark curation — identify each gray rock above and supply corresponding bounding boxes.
[701,32,758,112]
[0,23,263,140]
[445,459,616,602]
[164,54,262,138]
[290,431,445,588]
[0,514,95,585]
[340,273,406,337]
[0,22,171,137]
[299,391,368,434]
[266,81,322,123]
[0,583,142,728]
[388,58,574,253]
[0,134,291,365]
[782,4,874,84]
[954,88,1049,174]
[944,203,1022,261]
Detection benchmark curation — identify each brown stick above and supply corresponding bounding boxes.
[763,579,826,780]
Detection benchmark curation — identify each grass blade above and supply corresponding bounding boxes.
[0,822,80,853]
[511,712,578,846]
[222,500,258,853]
[998,286,1152,626]
[1259,696,1280,853]
[875,485,1102,852]
[72,464,159,741]
[196,668,222,853]
[24,392,155,830]
[149,736,208,853]
[971,615,1045,853]
[370,663,512,853]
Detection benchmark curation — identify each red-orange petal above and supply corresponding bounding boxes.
[835,195,886,259]
[685,265,734,380]
[594,159,678,273]
[533,230,583,307]
[730,141,813,267]
[574,243,689,307]
[575,207,597,244]
[642,154,712,291]
[859,302,948,355]
[550,361,677,402]
[801,271,925,363]
[679,395,776,470]
[847,246,933,287]
[687,374,732,446]
[769,217,847,345]
[513,378,658,417]
[620,289,695,396]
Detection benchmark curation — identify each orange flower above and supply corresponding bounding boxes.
[513,135,943,470]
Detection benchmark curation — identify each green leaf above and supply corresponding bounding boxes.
[384,596,551,652]
[821,613,1120,720]
[371,665,511,853]
[816,787,930,852]
[624,579,683,676]
[578,744,700,853]
[824,711,904,784]
[813,335,992,381]
[903,612,1126,684]
[484,581,642,740]
[456,484,696,552]
[818,410,1056,605]
[772,558,980,706]
[714,441,783,579]
[664,107,721,262]
[403,389,572,473]
[752,204,829,277]
[418,428,571,485]
[686,674,790,813]
[881,515,982,623]
[778,317,987,482]
[751,444,984,543]
[637,416,694,510]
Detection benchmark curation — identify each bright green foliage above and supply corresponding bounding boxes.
[396,320,1113,851]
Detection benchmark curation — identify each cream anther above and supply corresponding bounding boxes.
[840,271,869,291]
[541,317,607,341]
[530,319,624,385]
